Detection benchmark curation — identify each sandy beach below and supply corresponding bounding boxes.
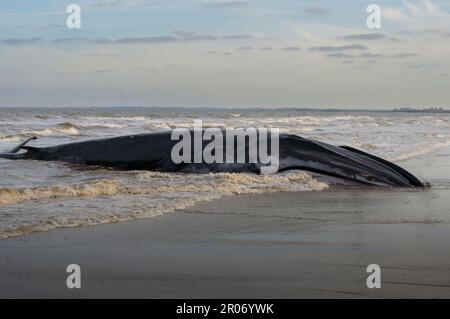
[1,147,450,298]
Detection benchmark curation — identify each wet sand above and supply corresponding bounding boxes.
[1,148,450,298]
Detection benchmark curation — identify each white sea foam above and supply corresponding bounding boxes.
[29,127,81,137]
[0,172,327,207]
[0,171,327,238]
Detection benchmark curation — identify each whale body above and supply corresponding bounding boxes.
[0,131,424,187]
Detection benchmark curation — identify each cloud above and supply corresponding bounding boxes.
[236,46,252,50]
[304,7,331,16]
[92,69,114,74]
[325,53,354,59]
[280,46,301,51]
[398,28,449,38]
[340,33,400,41]
[92,36,174,44]
[91,0,169,9]
[383,0,450,27]
[383,7,412,21]
[260,47,272,51]
[405,62,434,69]
[309,44,367,52]
[390,53,418,58]
[358,52,385,58]
[1,37,43,45]
[92,31,252,44]
[203,1,248,9]
[342,60,354,64]
[353,65,373,69]
[221,35,252,40]
[356,52,418,59]
[52,37,87,44]
[92,0,122,7]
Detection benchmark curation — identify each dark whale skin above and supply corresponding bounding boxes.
[1,131,424,187]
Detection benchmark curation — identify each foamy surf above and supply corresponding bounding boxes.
[0,171,327,239]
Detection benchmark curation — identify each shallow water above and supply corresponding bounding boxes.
[0,107,449,238]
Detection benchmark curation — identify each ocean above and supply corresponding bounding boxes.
[1,107,449,239]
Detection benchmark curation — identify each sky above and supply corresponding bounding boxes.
[0,0,449,108]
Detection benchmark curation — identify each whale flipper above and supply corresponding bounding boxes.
[0,136,38,160]
[9,136,37,154]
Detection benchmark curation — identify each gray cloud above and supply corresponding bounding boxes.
[47,24,66,29]
[236,46,252,50]
[91,0,169,9]
[304,7,331,16]
[325,53,354,58]
[260,47,272,51]
[92,31,252,44]
[441,73,448,77]
[1,37,43,45]
[340,33,399,41]
[203,1,248,8]
[222,35,252,40]
[405,63,435,69]
[309,44,367,52]
[406,63,424,69]
[91,0,122,7]
[342,60,354,64]
[281,46,301,51]
[390,53,417,58]
[357,52,418,59]
[92,69,114,74]
[399,29,449,38]
[52,37,87,44]
[358,52,384,58]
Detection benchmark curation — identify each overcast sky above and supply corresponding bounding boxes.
[0,0,449,108]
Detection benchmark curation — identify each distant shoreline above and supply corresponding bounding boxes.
[0,106,449,114]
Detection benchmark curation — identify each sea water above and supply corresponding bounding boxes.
[1,107,449,238]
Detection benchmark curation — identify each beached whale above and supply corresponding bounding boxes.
[0,131,424,187]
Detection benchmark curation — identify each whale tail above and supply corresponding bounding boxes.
[0,136,37,160]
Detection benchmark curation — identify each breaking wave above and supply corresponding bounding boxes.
[0,172,327,207]
[30,127,81,137]
[0,171,327,238]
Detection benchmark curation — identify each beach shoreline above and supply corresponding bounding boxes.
[1,146,450,298]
